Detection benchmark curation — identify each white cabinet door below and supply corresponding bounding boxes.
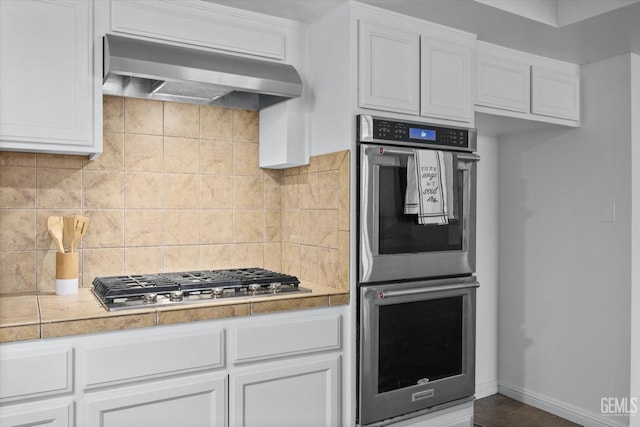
[358,21,420,115]
[531,66,580,121]
[230,356,340,427]
[476,54,530,113]
[0,399,74,427]
[421,37,474,123]
[0,0,101,158]
[83,374,226,427]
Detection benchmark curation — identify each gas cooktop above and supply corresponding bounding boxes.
[92,268,309,311]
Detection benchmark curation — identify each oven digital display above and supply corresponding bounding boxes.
[409,127,436,141]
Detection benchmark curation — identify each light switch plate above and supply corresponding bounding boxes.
[601,201,616,223]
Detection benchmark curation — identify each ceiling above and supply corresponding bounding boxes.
[204,0,640,65]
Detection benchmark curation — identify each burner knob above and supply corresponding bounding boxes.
[269,282,282,293]
[213,287,224,298]
[170,290,184,302]
[248,283,261,294]
[143,293,157,304]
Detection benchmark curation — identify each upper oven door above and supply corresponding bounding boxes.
[359,143,479,283]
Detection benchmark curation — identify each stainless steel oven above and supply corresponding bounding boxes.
[358,115,479,283]
[358,276,478,426]
[356,115,480,426]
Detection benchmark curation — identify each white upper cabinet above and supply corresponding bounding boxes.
[476,52,531,113]
[531,66,580,121]
[109,0,286,59]
[356,11,475,126]
[474,41,580,125]
[420,37,474,123]
[0,0,102,158]
[358,21,420,115]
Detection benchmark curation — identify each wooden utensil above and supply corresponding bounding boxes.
[71,215,89,252]
[47,216,65,253]
[62,216,75,252]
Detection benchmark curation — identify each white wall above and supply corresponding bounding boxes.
[498,54,633,426]
[630,53,640,427]
[475,134,499,398]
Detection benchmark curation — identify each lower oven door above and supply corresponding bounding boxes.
[358,276,478,426]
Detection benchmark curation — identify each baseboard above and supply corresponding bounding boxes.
[475,380,498,399]
[498,382,629,427]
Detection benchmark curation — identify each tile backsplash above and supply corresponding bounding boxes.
[0,96,349,294]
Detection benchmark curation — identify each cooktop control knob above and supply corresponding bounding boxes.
[169,290,184,301]
[143,293,157,304]
[213,287,224,298]
[248,283,261,294]
[269,282,282,293]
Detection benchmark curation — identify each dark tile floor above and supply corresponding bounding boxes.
[474,394,581,427]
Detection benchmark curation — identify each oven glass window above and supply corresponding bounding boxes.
[378,296,463,393]
[378,165,463,254]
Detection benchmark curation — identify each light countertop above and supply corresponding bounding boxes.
[0,282,349,343]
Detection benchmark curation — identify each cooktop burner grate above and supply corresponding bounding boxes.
[93,274,179,298]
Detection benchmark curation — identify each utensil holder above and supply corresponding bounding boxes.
[56,252,79,295]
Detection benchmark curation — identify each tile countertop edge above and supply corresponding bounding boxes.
[0,282,349,343]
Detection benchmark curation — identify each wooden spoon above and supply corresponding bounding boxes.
[47,216,65,253]
[62,216,75,252]
[71,215,89,252]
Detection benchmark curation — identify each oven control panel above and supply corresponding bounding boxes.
[357,115,473,150]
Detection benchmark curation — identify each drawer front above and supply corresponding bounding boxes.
[80,328,224,389]
[0,344,73,403]
[232,314,341,364]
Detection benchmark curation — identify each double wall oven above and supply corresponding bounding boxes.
[357,115,480,426]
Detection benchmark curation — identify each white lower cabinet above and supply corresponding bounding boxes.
[82,373,226,427]
[230,356,340,427]
[0,309,345,427]
[0,398,74,427]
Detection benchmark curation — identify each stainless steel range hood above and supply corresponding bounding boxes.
[103,34,303,110]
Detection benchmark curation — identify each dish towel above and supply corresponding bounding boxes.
[404,149,452,225]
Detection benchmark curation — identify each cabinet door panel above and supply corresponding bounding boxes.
[0,399,73,427]
[0,0,96,153]
[230,356,340,427]
[476,55,530,113]
[421,38,473,123]
[531,66,580,120]
[84,374,226,427]
[358,21,419,115]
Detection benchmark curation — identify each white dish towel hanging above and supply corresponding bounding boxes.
[404,149,452,225]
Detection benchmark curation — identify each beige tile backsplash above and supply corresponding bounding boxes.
[0,96,349,294]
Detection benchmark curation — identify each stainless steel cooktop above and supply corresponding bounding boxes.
[92,268,309,311]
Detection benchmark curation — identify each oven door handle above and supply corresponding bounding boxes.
[456,153,480,162]
[377,282,479,299]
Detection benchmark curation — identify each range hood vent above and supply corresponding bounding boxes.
[103,34,303,110]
